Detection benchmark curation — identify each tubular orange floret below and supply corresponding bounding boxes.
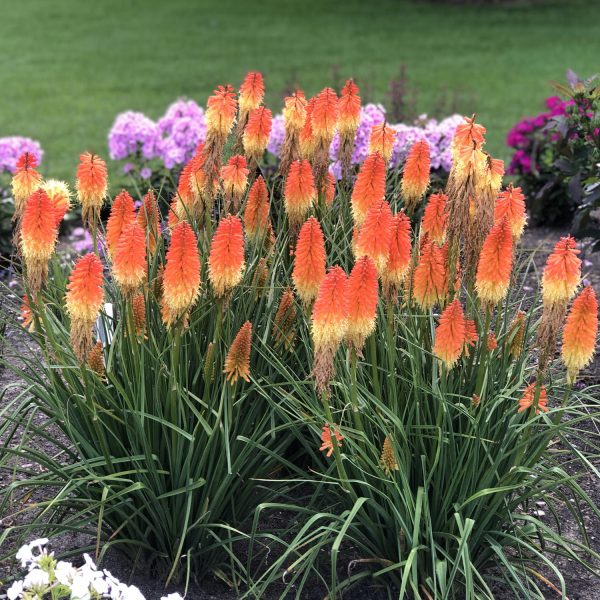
[221,155,249,208]
[487,332,498,351]
[401,140,430,214]
[561,286,598,383]
[412,239,447,309]
[542,236,581,307]
[243,106,272,162]
[433,299,466,369]
[244,176,270,240]
[162,221,201,326]
[239,72,265,114]
[137,189,161,254]
[464,318,479,355]
[346,256,379,352]
[355,199,394,276]
[20,295,34,332]
[65,253,104,362]
[475,217,513,306]
[351,152,386,225]
[224,321,252,384]
[177,157,196,208]
[283,90,308,132]
[338,79,361,136]
[12,152,43,217]
[453,115,487,153]
[320,424,343,457]
[167,196,182,229]
[324,171,335,206]
[312,87,339,145]
[369,122,396,164]
[293,217,326,305]
[208,214,245,298]
[284,159,316,229]
[105,190,136,258]
[299,97,316,159]
[76,152,108,226]
[112,222,146,296]
[495,183,527,240]
[42,180,71,227]
[273,287,297,351]
[381,212,412,298]
[205,84,238,139]
[518,382,548,414]
[422,193,448,244]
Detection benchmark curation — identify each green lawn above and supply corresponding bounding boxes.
[1,0,599,184]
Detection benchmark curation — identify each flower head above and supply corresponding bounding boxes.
[346,256,379,351]
[293,217,326,305]
[312,87,339,145]
[239,72,265,114]
[283,90,308,132]
[42,179,71,227]
[351,153,386,225]
[11,152,42,216]
[412,239,447,309]
[401,140,430,213]
[221,155,249,209]
[518,382,548,414]
[369,122,396,164]
[299,97,316,159]
[495,184,526,240]
[355,199,394,275]
[243,106,272,161]
[112,222,147,296]
[224,321,252,384]
[421,193,448,244]
[208,215,245,298]
[319,424,343,457]
[273,287,297,351]
[76,152,108,226]
[379,435,398,474]
[312,266,349,350]
[106,190,136,258]
[433,299,466,368]
[137,190,161,254]
[381,212,411,297]
[542,236,581,307]
[205,85,237,139]
[338,79,361,136]
[284,159,316,227]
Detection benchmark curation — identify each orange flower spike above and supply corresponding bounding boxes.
[351,153,386,225]
[137,190,161,255]
[205,84,238,139]
[382,212,412,291]
[244,176,270,240]
[112,222,146,296]
[312,266,349,349]
[486,332,498,351]
[542,236,581,307]
[105,190,136,258]
[518,382,549,414]
[453,115,487,151]
[346,256,379,351]
[422,193,448,244]
[324,172,335,206]
[132,292,146,338]
[369,123,396,164]
[299,97,316,159]
[162,222,201,325]
[167,196,182,229]
[284,160,316,226]
[208,215,245,298]
[11,152,42,216]
[401,140,430,212]
[475,218,514,306]
[562,286,598,383]
[319,424,343,457]
[464,319,479,353]
[243,106,273,161]
[224,321,252,384]
[495,184,527,240]
[293,217,327,305]
[42,180,71,227]
[338,79,361,136]
[433,299,466,369]
[221,155,249,202]
[355,199,394,276]
[312,87,339,146]
[283,90,308,132]
[412,240,447,309]
[76,152,108,226]
[177,158,196,208]
[238,72,265,114]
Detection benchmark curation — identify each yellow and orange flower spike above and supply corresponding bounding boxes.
[42,180,71,227]
[205,84,238,140]
[293,217,326,305]
[433,300,466,369]
[76,152,108,227]
[422,193,448,245]
[65,253,104,362]
[518,382,548,414]
[381,212,412,299]
[131,292,146,339]
[412,239,447,309]
[561,286,598,383]
[319,423,343,457]
[475,218,513,306]
[351,153,386,226]
[105,190,135,258]
[453,115,487,154]
[112,222,146,296]
[162,222,201,326]
[177,157,196,210]
[284,159,316,230]
[137,190,161,255]
[224,321,252,384]
[283,90,308,132]
[379,435,398,475]
[244,176,270,241]
[355,199,394,276]
[464,319,479,355]
[346,256,379,352]
[11,152,43,218]
[312,87,339,146]
[338,79,361,137]
[495,184,527,240]
[324,172,335,206]
[243,106,272,162]
[487,332,498,351]
[542,236,581,307]
[401,140,430,214]
[88,340,105,378]
[20,189,59,295]
[220,155,249,213]
[238,72,265,115]
[273,287,297,351]
[208,214,245,298]
[299,97,316,160]
[369,123,396,164]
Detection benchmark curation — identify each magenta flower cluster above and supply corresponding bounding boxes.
[0,137,43,174]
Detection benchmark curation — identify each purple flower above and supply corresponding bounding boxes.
[267,115,285,157]
[0,137,43,174]
[140,167,152,180]
[108,111,158,161]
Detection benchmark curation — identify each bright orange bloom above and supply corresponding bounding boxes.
[299,97,316,159]
[283,90,308,132]
[346,256,379,350]
[132,292,146,338]
[562,286,598,383]
[487,332,498,351]
[422,193,448,244]
[244,176,270,240]
[355,200,394,275]
[243,106,272,160]
[412,240,447,309]
[168,196,182,229]
[312,266,349,348]
[238,72,265,114]
[284,160,316,226]
[137,190,161,254]
[475,218,513,305]
[324,172,335,206]
[112,222,146,295]
[293,217,326,304]
[208,215,245,297]
[205,85,237,138]
[76,152,108,225]
[464,319,479,353]
[369,123,396,164]
[495,184,527,240]
[518,382,548,414]
[453,115,486,151]
[433,300,466,368]
[338,79,361,136]
[11,153,42,216]
[20,295,34,331]
[351,153,386,225]
[42,180,71,227]
[311,87,339,145]
[221,155,249,203]
[162,222,201,325]
[542,236,581,306]
[177,157,196,208]
[224,321,252,384]
[401,140,430,212]
[105,190,136,258]
[381,212,411,293]
[319,424,343,457]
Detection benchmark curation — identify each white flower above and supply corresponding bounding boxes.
[71,574,92,600]
[116,583,145,600]
[91,575,110,596]
[23,567,50,588]
[55,560,77,585]
[28,538,49,549]
[161,594,184,600]
[6,580,24,600]
[15,544,34,567]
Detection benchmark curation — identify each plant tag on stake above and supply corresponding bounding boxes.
[96,302,114,346]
